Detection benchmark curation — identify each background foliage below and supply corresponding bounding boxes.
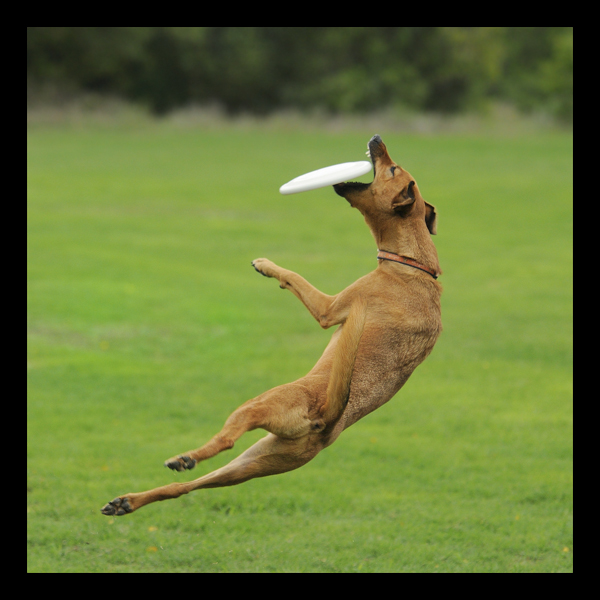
[27,27,573,121]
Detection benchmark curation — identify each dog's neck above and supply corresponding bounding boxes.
[377,250,438,279]
[365,214,441,278]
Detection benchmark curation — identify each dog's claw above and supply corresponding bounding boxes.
[101,496,133,516]
[164,455,197,472]
[252,263,268,277]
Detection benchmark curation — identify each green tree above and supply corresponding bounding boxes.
[27,27,572,120]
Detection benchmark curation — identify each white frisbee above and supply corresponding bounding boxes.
[279,161,372,195]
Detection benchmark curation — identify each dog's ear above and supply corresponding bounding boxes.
[425,201,438,235]
[391,181,417,211]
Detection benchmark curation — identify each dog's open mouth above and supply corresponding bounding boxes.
[333,180,371,197]
[333,134,382,197]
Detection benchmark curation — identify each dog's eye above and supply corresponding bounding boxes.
[390,166,397,176]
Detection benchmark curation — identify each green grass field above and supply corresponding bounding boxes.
[27,122,572,572]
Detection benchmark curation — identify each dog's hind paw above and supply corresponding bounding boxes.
[164,455,197,472]
[101,496,133,516]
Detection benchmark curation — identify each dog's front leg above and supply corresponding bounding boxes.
[252,258,348,328]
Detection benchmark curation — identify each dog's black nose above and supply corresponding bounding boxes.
[370,134,382,145]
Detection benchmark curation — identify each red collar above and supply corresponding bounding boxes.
[377,250,438,279]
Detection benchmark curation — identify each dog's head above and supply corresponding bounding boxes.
[333,135,437,236]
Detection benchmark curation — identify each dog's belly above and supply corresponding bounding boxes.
[343,329,438,428]
[302,320,440,436]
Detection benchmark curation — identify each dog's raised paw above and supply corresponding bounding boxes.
[251,258,275,278]
[101,496,133,516]
[164,455,197,472]
[252,260,268,277]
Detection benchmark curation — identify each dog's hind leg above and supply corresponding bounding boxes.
[163,406,255,472]
[102,432,322,516]
[164,383,323,472]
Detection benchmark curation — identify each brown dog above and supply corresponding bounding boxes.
[101,135,442,516]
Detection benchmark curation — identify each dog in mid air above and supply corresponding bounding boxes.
[102,134,442,516]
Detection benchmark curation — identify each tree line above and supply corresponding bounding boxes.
[27,27,573,121]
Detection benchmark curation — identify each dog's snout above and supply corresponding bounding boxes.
[367,134,387,163]
[368,135,382,154]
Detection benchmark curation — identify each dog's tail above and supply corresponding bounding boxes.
[319,296,368,429]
